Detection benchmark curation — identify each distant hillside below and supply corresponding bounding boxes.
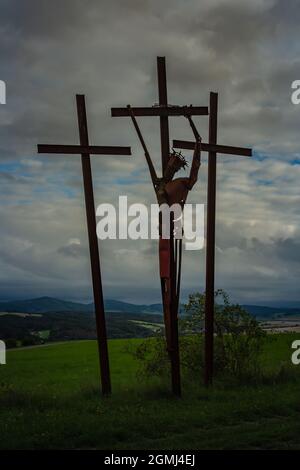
[1,296,300,346]
[0,310,163,344]
[0,297,163,314]
[242,305,300,320]
[0,297,92,313]
[104,300,162,314]
[0,296,299,320]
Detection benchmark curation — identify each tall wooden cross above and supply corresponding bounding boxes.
[173,92,252,386]
[38,94,131,395]
[111,57,208,397]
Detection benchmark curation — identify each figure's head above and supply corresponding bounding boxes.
[164,150,188,181]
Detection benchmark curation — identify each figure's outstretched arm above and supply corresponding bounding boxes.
[127,105,158,188]
[184,115,202,189]
[187,137,201,190]
[186,115,201,141]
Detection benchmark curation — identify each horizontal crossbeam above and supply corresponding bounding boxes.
[38,144,131,156]
[172,140,252,157]
[111,105,208,118]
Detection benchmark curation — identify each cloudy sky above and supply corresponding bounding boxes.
[0,0,300,306]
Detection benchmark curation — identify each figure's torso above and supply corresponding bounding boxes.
[156,177,190,206]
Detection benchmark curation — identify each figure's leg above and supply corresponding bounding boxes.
[159,238,172,352]
[175,238,183,313]
[169,230,181,396]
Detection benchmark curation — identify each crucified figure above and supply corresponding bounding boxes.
[128,105,202,352]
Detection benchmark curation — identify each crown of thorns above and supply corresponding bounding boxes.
[170,149,189,168]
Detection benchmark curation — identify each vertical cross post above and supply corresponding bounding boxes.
[157,57,170,175]
[172,92,251,387]
[204,92,218,386]
[38,94,131,395]
[76,95,111,395]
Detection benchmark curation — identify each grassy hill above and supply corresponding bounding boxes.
[1,334,300,449]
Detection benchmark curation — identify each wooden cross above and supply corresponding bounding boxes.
[173,92,252,386]
[38,94,131,395]
[111,57,208,397]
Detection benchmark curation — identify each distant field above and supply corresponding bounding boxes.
[262,320,300,333]
[0,334,300,450]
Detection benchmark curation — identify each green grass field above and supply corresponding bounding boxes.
[1,334,300,450]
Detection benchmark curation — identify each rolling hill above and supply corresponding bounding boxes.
[1,297,300,347]
[0,296,299,319]
[0,297,163,314]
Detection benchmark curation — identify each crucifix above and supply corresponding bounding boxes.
[112,57,208,396]
[173,91,252,386]
[38,94,131,395]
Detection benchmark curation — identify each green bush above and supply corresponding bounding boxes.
[132,290,266,382]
